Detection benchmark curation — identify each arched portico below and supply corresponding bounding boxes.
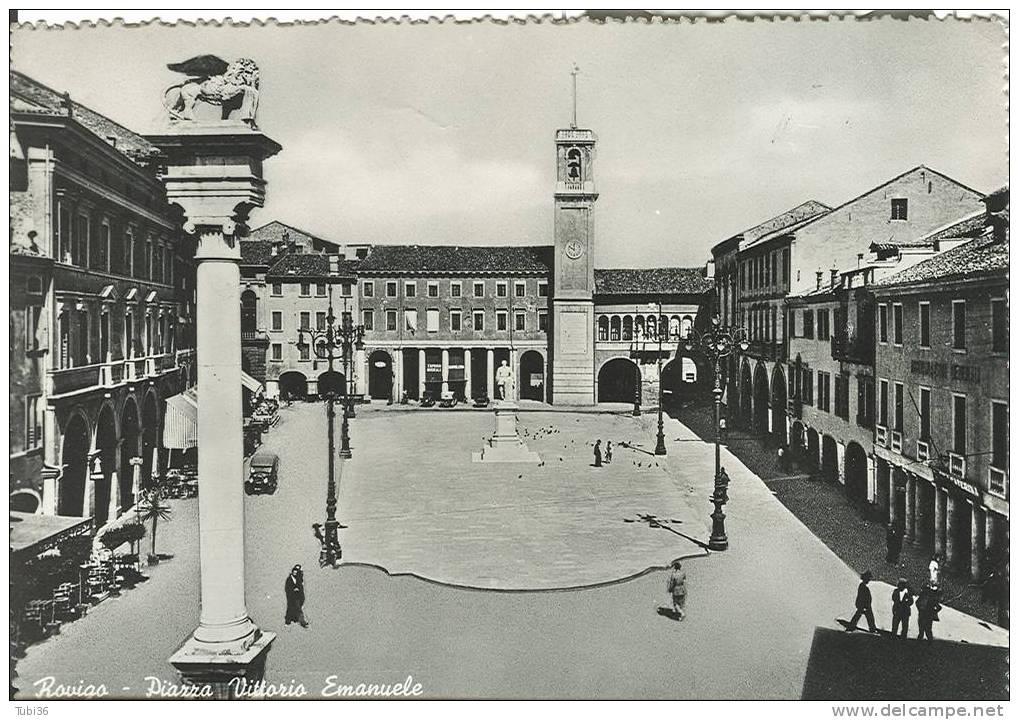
[597,357,640,404]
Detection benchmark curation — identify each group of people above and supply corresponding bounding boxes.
[593,439,613,467]
[845,554,945,641]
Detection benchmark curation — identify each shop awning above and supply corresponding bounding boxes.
[10,511,94,559]
[162,372,264,450]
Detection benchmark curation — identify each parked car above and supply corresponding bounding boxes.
[245,452,279,495]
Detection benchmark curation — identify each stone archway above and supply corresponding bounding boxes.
[519,350,545,401]
[59,414,90,517]
[368,350,393,400]
[279,371,309,401]
[597,357,639,403]
[95,404,118,526]
[318,370,346,398]
[806,427,820,472]
[10,490,41,513]
[120,398,141,512]
[753,364,770,435]
[845,442,868,504]
[771,365,788,447]
[142,391,160,489]
[821,434,839,483]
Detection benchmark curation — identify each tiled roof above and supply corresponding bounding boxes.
[247,220,340,251]
[742,200,832,245]
[10,70,158,164]
[872,232,1006,288]
[594,267,713,296]
[240,241,274,266]
[922,212,988,244]
[266,253,359,279]
[357,244,551,275]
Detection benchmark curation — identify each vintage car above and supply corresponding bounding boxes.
[245,451,279,495]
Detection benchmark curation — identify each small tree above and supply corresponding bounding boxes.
[137,490,172,565]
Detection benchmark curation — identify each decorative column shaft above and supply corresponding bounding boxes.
[934,488,947,556]
[418,349,426,398]
[487,349,495,399]
[441,348,450,395]
[970,502,985,582]
[904,474,916,542]
[945,492,959,569]
[464,348,472,399]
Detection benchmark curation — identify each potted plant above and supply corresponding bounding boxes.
[137,490,172,566]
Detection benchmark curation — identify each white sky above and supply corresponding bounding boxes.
[10,15,1008,268]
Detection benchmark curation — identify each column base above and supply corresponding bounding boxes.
[169,628,275,699]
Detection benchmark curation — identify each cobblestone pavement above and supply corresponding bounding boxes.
[673,400,1005,625]
[14,402,1007,700]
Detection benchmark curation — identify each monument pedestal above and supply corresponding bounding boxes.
[473,402,540,463]
[169,630,275,699]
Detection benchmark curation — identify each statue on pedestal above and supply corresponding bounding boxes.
[163,55,260,127]
[495,360,516,402]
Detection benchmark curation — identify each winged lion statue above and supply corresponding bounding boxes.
[163,55,260,127]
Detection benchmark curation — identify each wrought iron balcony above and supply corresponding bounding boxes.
[875,425,888,447]
[50,365,101,395]
[916,439,930,463]
[948,452,967,479]
[988,466,1007,497]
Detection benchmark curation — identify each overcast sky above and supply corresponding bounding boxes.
[10,16,1008,268]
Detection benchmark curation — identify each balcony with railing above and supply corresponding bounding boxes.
[890,430,903,453]
[49,364,101,395]
[747,339,784,362]
[916,439,930,463]
[988,466,1008,498]
[948,452,967,479]
[876,425,888,447]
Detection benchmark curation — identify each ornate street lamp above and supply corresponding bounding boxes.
[299,287,365,568]
[684,314,748,551]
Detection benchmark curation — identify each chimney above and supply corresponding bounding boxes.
[815,270,823,290]
[329,255,339,275]
[830,267,838,287]
[857,253,864,269]
[705,259,715,279]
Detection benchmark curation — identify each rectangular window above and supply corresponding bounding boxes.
[538,281,548,297]
[496,282,508,298]
[770,253,777,287]
[271,343,282,361]
[450,310,462,332]
[271,312,282,331]
[300,283,311,297]
[25,394,42,450]
[362,310,374,331]
[316,283,326,297]
[991,298,1007,352]
[919,302,930,348]
[25,305,41,352]
[299,343,310,361]
[803,310,814,339]
[473,281,485,298]
[271,282,282,296]
[919,386,931,440]
[341,283,352,297]
[740,262,746,292]
[450,282,462,298]
[787,309,796,338]
[892,303,903,345]
[817,309,830,341]
[514,281,526,298]
[817,371,830,412]
[891,198,908,220]
[299,312,310,330]
[538,310,549,332]
[362,281,374,298]
[427,282,439,298]
[879,379,889,426]
[316,312,326,331]
[991,401,1008,471]
[473,310,485,331]
[404,281,416,298]
[515,311,526,332]
[386,281,398,298]
[426,309,440,333]
[856,377,875,429]
[386,310,397,331]
[496,310,508,331]
[782,248,790,284]
[404,309,417,333]
[952,300,966,350]
[878,304,888,343]
[893,382,904,432]
[952,394,967,454]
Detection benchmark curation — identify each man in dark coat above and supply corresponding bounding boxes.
[916,583,941,641]
[285,564,308,628]
[593,440,602,468]
[890,578,913,639]
[846,570,878,633]
[886,522,904,564]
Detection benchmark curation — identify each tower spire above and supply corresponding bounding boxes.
[570,63,580,129]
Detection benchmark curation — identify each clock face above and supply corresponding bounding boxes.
[564,240,584,260]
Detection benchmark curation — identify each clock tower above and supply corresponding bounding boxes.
[551,125,599,405]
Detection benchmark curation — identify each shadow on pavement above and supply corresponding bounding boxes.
[801,627,1009,700]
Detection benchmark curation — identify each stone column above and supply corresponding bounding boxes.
[511,349,520,401]
[418,348,426,398]
[464,348,472,400]
[904,474,916,542]
[866,456,876,503]
[888,470,898,526]
[106,448,121,524]
[392,349,402,400]
[913,481,929,546]
[41,407,60,515]
[984,512,997,558]
[970,502,985,582]
[441,348,450,395]
[945,492,960,569]
[487,348,495,399]
[934,487,947,556]
[355,347,367,396]
[835,441,846,485]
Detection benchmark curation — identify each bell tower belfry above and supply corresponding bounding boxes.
[551,65,599,405]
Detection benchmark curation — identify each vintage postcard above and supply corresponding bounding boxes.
[8,10,1009,708]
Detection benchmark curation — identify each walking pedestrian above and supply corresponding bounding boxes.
[667,560,687,620]
[845,570,878,633]
[915,583,941,641]
[605,441,613,464]
[928,553,942,590]
[593,439,602,467]
[284,564,309,628]
[886,522,904,565]
[890,578,913,639]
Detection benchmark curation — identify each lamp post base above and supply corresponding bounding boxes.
[654,430,668,456]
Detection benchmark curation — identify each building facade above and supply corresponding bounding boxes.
[870,189,1008,583]
[10,70,197,525]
